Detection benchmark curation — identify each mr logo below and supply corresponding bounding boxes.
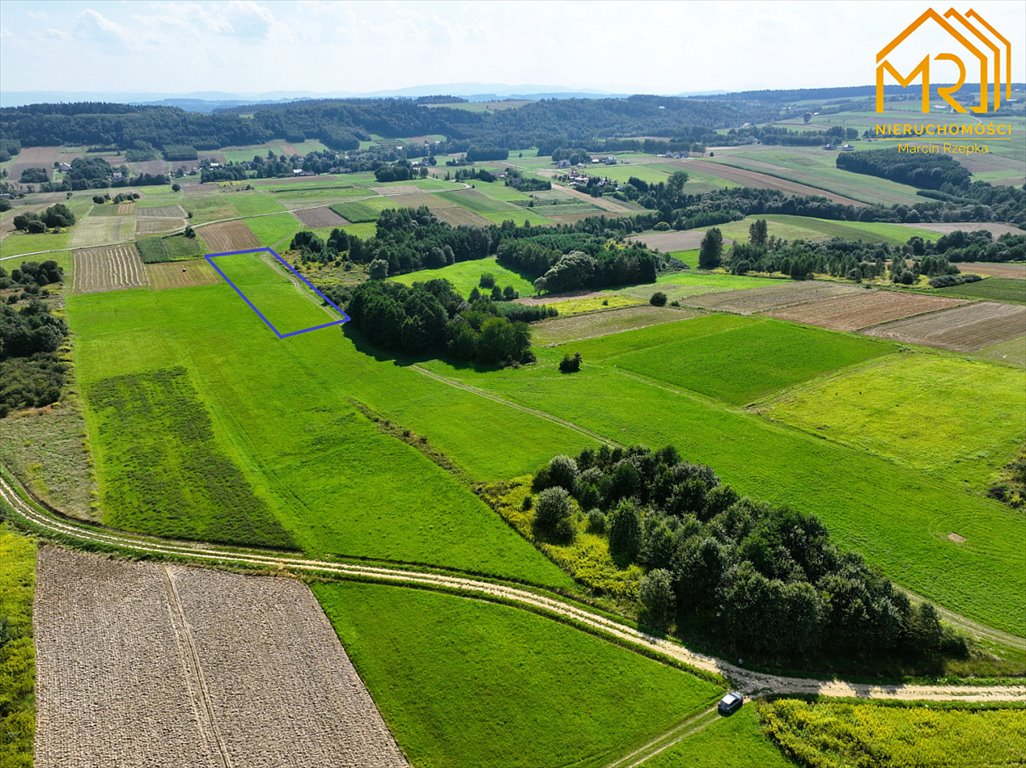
[876,7,1011,114]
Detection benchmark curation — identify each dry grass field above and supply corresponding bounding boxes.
[677,158,863,205]
[146,260,220,289]
[680,281,859,314]
[896,222,1024,237]
[34,548,409,768]
[372,185,421,196]
[958,262,1026,280]
[533,305,701,345]
[293,206,349,227]
[629,230,709,251]
[864,301,1026,351]
[69,216,136,248]
[136,217,184,235]
[72,244,148,293]
[198,220,259,252]
[768,291,967,331]
[137,204,186,218]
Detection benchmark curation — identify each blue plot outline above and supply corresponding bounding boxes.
[204,247,350,339]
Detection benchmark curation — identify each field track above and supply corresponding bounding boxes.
[3,470,1023,704]
[768,290,967,331]
[864,301,1026,351]
[72,244,148,293]
[34,547,408,768]
[199,220,259,252]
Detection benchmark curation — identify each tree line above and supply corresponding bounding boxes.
[0,295,68,417]
[530,446,968,668]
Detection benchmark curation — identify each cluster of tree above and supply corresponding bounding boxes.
[837,148,972,191]
[612,171,690,214]
[0,300,68,417]
[531,446,968,665]
[30,156,168,191]
[924,229,1026,263]
[504,167,550,191]
[0,138,20,162]
[374,161,422,182]
[928,273,981,288]
[12,204,75,234]
[0,261,64,294]
[345,279,533,365]
[496,234,664,293]
[91,192,140,205]
[918,183,1026,229]
[18,167,48,183]
[454,167,496,183]
[465,147,509,161]
[723,124,859,147]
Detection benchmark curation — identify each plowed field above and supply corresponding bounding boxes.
[199,220,259,252]
[768,291,966,331]
[864,301,1026,351]
[72,244,148,293]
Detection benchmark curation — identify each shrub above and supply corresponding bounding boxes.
[650,291,668,306]
[532,487,576,544]
[479,272,496,288]
[639,569,676,630]
[559,352,582,374]
[608,498,642,564]
[547,455,579,491]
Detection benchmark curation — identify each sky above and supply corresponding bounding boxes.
[1,0,1025,97]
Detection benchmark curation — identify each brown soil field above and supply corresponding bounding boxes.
[896,222,1024,237]
[137,204,186,218]
[294,206,349,227]
[680,281,859,314]
[767,290,967,331]
[69,216,136,248]
[372,185,421,196]
[199,220,259,252]
[534,305,700,345]
[677,158,864,206]
[863,301,1026,351]
[34,547,409,768]
[957,262,1026,279]
[629,230,708,252]
[5,146,60,180]
[115,202,136,215]
[72,244,148,293]
[136,216,185,235]
[146,260,220,289]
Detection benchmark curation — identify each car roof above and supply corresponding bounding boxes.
[721,692,742,702]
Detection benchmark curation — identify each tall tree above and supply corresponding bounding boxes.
[699,228,723,269]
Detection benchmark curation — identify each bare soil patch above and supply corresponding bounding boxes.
[534,305,700,345]
[767,290,966,331]
[629,230,708,252]
[863,301,1026,351]
[948,532,967,544]
[136,217,184,235]
[678,158,864,206]
[199,220,259,252]
[146,260,220,289]
[957,262,1026,280]
[72,244,148,293]
[5,146,60,180]
[680,281,859,315]
[34,547,409,768]
[294,206,349,227]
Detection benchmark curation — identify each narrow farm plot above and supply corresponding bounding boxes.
[935,278,1026,305]
[314,581,722,768]
[136,204,186,218]
[533,305,702,345]
[146,260,220,289]
[864,302,1026,351]
[762,353,1026,489]
[629,230,709,251]
[34,547,408,768]
[679,157,864,206]
[72,244,148,293]
[198,220,260,252]
[293,205,349,228]
[956,262,1026,280]
[135,217,184,235]
[680,281,860,314]
[115,202,135,215]
[68,215,136,248]
[767,290,967,331]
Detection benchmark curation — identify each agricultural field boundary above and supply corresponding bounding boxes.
[205,247,350,338]
[3,468,1024,703]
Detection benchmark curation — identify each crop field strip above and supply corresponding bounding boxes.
[34,547,408,768]
[198,220,260,252]
[146,260,220,290]
[766,290,968,331]
[956,262,1026,280]
[135,217,184,235]
[68,215,136,248]
[679,281,860,314]
[533,305,703,346]
[677,158,864,206]
[864,301,1026,351]
[115,202,135,215]
[72,244,148,293]
[293,205,349,228]
[136,204,186,218]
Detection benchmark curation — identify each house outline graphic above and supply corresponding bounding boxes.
[876,7,1008,114]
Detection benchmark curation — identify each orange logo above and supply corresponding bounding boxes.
[876,8,1011,113]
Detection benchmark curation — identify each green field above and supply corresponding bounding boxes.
[390,256,535,298]
[313,581,722,768]
[67,266,583,587]
[417,337,1026,634]
[763,353,1026,489]
[0,525,36,768]
[569,314,893,405]
[762,699,1026,768]
[136,234,203,263]
[974,336,1026,368]
[330,197,396,222]
[244,213,303,249]
[0,230,72,259]
[702,214,939,246]
[936,277,1026,305]
[644,705,794,768]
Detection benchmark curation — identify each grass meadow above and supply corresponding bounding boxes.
[0,524,35,768]
[313,581,723,768]
[762,353,1026,490]
[644,705,794,768]
[936,277,1026,305]
[702,214,940,246]
[390,256,535,298]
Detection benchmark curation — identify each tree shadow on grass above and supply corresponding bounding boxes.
[341,323,507,374]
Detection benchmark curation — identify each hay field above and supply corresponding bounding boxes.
[146,260,220,289]
[864,302,1026,351]
[768,291,967,331]
[72,244,147,293]
[69,216,136,248]
[34,547,408,768]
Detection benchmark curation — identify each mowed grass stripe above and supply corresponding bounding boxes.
[314,581,722,768]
